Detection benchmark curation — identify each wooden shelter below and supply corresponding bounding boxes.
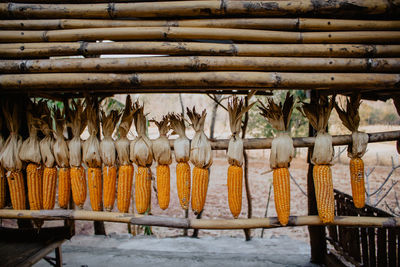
[0,0,400,266]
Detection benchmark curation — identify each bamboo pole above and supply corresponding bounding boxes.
[1,27,400,44]
[1,0,398,19]
[1,42,399,59]
[0,72,399,91]
[1,57,399,73]
[0,209,398,229]
[2,18,400,31]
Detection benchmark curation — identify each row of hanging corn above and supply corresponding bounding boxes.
[0,93,369,226]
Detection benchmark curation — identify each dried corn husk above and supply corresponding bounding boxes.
[169,113,190,163]
[227,97,255,167]
[335,94,368,158]
[187,107,212,169]
[259,93,294,169]
[19,100,41,164]
[53,107,69,168]
[116,96,136,166]
[100,109,121,166]
[130,101,152,167]
[152,116,172,165]
[82,97,101,168]
[38,101,55,168]
[299,96,334,165]
[392,97,400,154]
[0,101,23,171]
[68,99,87,167]
[0,115,4,153]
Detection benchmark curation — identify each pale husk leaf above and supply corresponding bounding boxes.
[100,109,120,166]
[152,116,172,165]
[116,96,137,166]
[169,113,190,163]
[37,101,55,168]
[227,137,243,166]
[19,101,41,164]
[53,107,69,168]
[270,132,294,169]
[349,131,369,158]
[82,97,101,168]
[312,132,334,165]
[68,99,87,167]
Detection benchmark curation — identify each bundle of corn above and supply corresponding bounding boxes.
[299,96,335,223]
[100,109,121,212]
[130,101,153,214]
[68,100,87,208]
[335,94,368,208]
[152,116,172,210]
[0,114,5,209]
[38,101,57,210]
[259,93,294,225]
[19,101,42,211]
[53,107,70,209]
[169,113,191,210]
[187,107,212,214]
[0,101,25,210]
[115,96,136,213]
[227,97,255,219]
[83,97,102,211]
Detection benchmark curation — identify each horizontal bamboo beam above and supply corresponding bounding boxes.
[2,27,400,44]
[2,42,398,59]
[2,57,399,73]
[1,18,400,31]
[0,72,399,91]
[0,209,399,229]
[1,0,398,19]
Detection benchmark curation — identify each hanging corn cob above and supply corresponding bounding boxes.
[38,101,57,210]
[100,108,121,212]
[83,97,102,211]
[130,101,153,214]
[227,97,255,219]
[53,107,71,209]
[299,96,335,223]
[169,113,191,210]
[187,107,212,214]
[68,100,87,208]
[152,116,172,210]
[258,93,294,225]
[335,94,368,209]
[115,96,136,213]
[19,101,42,211]
[0,101,25,210]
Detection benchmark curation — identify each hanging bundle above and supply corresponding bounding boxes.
[19,100,42,211]
[53,107,70,209]
[0,100,25,210]
[259,93,294,226]
[187,107,212,214]
[335,94,368,208]
[169,113,191,210]
[68,100,87,208]
[299,96,335,223]
[115,96,136,213]
[38,101,57,210]
[100,108,121,212]
[130,101,153,214]
[152,116,172,210]
[82,97,102,211]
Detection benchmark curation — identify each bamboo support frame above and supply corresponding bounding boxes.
[1,27,400,44]
[1,18,400,31]
[0,209,399,229]
[1,0,398,19]
[0,72,399,91]
[2,42,398,59]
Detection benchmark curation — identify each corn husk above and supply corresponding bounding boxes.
[187,107,212,169]
[19,100,41,164]
[0,101,23,171]
[82,97,101,168]
[392,97,400,154]
[152,116,172,165]
[227,97,255,167]
[259,93,294,169]
[100,109,121,167]
[115,96,136,166]
[299,96,334,165]
[169,113,190,163]
[38,101,55,168]
[335,94,368,159]
[68,99,87,167]
[130,101,153,167]
[0,115,4,153]
[53,107,69,168]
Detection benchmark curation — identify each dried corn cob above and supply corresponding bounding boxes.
[87,167,102,211]
[227,165,242,218]
[176,162,190,210]
[135,166,152,214]
[43,167,57,209]
[71,166,86,208]
[117,165,134,213]
[0,168,5,209]
[58,168,70,209]
[7,171,26,210]
[26,163,42,210]
[350,157,365,208]
[272,168,290,225]
[313,164,334,223]
[103,166,116,211]
[191,167,209,214]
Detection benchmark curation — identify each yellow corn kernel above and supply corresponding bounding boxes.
[27,163,42,210]
[43,167,57,210]
[0,168,5,209]
[103,166,117,212]
[227,165,243,219]
[117,165,134,213]
[273,167,290,226]
[350,157,365,209]
[191,167,209,214]
[313,164,335,223]
[157,164,170,210]
[58,167,71,209]
[88,167,102,211]
[176,162,191,210]
[7,171,26,210]
[71,166,86,208]
[135,166,151,214]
